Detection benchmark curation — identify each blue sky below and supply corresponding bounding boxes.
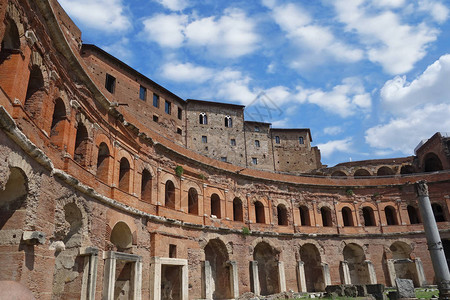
[59,0,450,167]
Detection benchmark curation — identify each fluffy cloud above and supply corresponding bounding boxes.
[317,138,353,158]
[59,0,131,32]
[333,0,438,74]
[154,0,190,11]
[161,62,214,83]
[324,126,343,136]
[141,9,259,58]
[418,0,449,23]
[101,38,132,62]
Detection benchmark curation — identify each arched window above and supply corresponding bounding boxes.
[432,203,446,222]
[50,98,66,138]
[25,65,44,106]
[118,158,131,192]
[407,205,420,224]
[255,201,265,224]
[96,142,110,182]
[331,171,346,177]
[74,123,89,166]
[233,197,243,222]
[342,207,354,226]
[385,206,398,225]
[1,18,20,51]
[188,188,198,215]
[210,193,221,218]
[424,153,443,172]
[362,206,375,226]
[321,207,332,227]
[110,222,132,251]
[299,205,310,226]
[400,165,415,174]
[165,180,175,209]
[277,204,288,226]
[141,169,152,202]
[199,112,208,125]
[354,169,370,177]
[0,167,27,230]
[224,116,232,128]
[377,166,394,176]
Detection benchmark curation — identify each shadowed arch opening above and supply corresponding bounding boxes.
[400,165,415,174]
[377,166,394,176]
[424,153,443,172]
[25,65,45,108]
[165,180,175,209]
[277,204,288,226]
[331,171,346,177]
[1,18,20,51]
[342,207,354,226]
[407,205,421,224]
[299,205,311,226]
[390,241,419,286]
[118,157,131,192]
[354,169,370,177]
[204,239,231,299]
[254,201,265,224]
[110,222,132,251]
[50,98,66,140]
[0,167,28,230]
[300,244,324,292]
[96,142,110,182]
[253,242,279,295]
[385,206,398,225]
[233,197,243,222]
[141,169,152,203]
[362,206,376,227]
[343,243,369,285]
[432,203,446,222]
[74,122,89,166]
[188,187,198,215]
[210,193,221,218]
[321,207,332,227]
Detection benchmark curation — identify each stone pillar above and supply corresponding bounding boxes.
[203,260,213,299]
[322,262,332,287]
[340,261,351,284]
[278,261,286,292]
[149,257,162,300]
[181,263,189,299]
[227,261,239,298]
[365,260,377,284]
[150,257,189,300]
[133,260,142,300]
[102,254,116,300]
[414,258,426,287]
[80,247,99,300]
[297,261,307,293]
[416,181,450,299]
[251,261,260,296]
[386,259,397,287]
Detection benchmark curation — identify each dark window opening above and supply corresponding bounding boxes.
[50,98,66,137]
[169,244,177,258]
[1,19,20,51]
[153,94,159,108]
[277,204,288,226]
[407,205,420,224]
[74,122,89,166]
[199,113,208,124]
[362,206,376,226]
[141,169,152,203]
[153,115,159,122]
[96,142,110,182]
[165,100,171,114]
[188,188,198,215]
[202,136,207,143]
[385,206,398,225]
[118,158,131,192]
[230,139,236,146]
[252,157,257,165]
[225,116,232,128]
[211,193,221,218]
[299,205,311,226]
[299,137,304,144]
[178,107,182,120]
[139,85,146,101]
[177,128,182,135]
[25,65,44,105]
[233,198,243,222]
[220,157,227,162]
[255,140,260,147]
[424,153,443,172]
[105,73,116,93]
[255,201,265,224]
[165,180,175,209]
[275,136,280,144]
[432,203,446,222]
[254,126,260,132]
[321,207,332,227]
[342,207,354,226]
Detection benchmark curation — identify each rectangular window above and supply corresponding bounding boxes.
[252,157,258,165]
[299,137,304,144]
[275,136,280,144]
[153,94,159,108]
[178,107,182,120]
[254,126,260,132]
[202,136,207,143]
[177,128,182,135]
[139,85,146,101]
[230,139,236,146]
[105,74,116,93]
[153,115,159,122]
[255,140,260,147]
[220,157,227,162]
[165,100,171,114]
[169,244,177,258]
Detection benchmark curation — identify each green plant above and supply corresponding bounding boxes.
[373,192,380,198]
[175,165,184,177]
[198,174,206,180]
[346,189,354,196]
[242,226,251,236]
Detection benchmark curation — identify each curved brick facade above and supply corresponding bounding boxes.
[0,1,449,299]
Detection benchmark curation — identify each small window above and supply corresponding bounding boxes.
[230,139,236,146]
[255,140,260,147]
[254,126,260,132]
[169,244,177,258]
[202,136,207,143]
[199,113,208,124]
[299,137,304,144]
[105,74,116,93]
[252,157,258,165]
[177,128,182,135]
[220,157,227,162]
[275,136,280,144]
[165,101,171,114]
[153,94,159,108]
[153,115,159,122]
[139,85,146,101]
[178,107,182,120]
[225,116,232,128]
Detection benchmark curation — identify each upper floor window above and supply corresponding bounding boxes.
[230,139,236,146]
[275,136,280,144]
[220,157,227,162]
[165,100,171,114]
[202,136,207,143]
[225,116,232,128]
[254,126,260,132]
[252,157,258,165]
[299,137,304,144]
[199,113,208,125]
[153,94,159,108]
[255,140,260,147]
[139,85,146,101]
[105,74,116,93]
[178,107,182,120]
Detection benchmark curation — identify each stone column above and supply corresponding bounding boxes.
[278,261,287,292]
[80,247,99,300]
[149,257,162,300]
[203,261,213,299]
[102,253,116,300]
[133,260,142,300]
[386,259,397,287]
[340,261,351,284]
[322,262,332,287]
[181,264,189,300]
[416,181,450,299]
[251,261,260,296]
[365,260,377,284]
[297,261,307,293]
[227,261,239,298]
[414,258,426,287]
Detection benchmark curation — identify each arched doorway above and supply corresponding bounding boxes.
[390,242,419,286]
[424,153,443,172]
[253,242,279,295]
[204,239,231,299]
[343,244,370,285]
[300,244,324,292]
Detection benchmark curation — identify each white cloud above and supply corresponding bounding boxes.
[161,62,214,83]
[59,0,131,32]
[317,138,353,158]
[142,14,187,48]
[155,0,190,11]
[101,38,132,62]
[333,0,438,74]
[324,126,343,136]
[418,0,449,23]
[373,0,405,8]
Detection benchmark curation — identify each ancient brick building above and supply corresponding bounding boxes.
[0,0,449,299]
